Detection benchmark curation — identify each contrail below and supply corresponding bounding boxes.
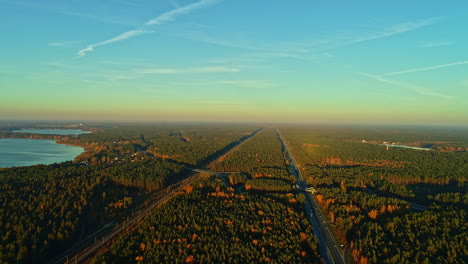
[77,0,219,57]
[359,72,452,99]
[383,61,468,76]
[77,29,151,57]
[145,0,218,25]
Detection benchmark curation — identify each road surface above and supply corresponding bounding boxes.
[277,129,347,264]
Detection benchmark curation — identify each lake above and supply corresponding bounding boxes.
[0,129,89,168]
[13,129,91,135]
[0,138,85,168]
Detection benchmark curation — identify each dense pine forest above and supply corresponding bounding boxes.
[0,123,257,167]
[93,174,321,263]
[281,126,468,264]
[0,123,467,263]
[0,160,185,263]
[211,128,294,192]
[93,128,322,263]
[0,124,257,263]
[66,124,258,167]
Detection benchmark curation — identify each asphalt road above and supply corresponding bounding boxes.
[277,129,346,264]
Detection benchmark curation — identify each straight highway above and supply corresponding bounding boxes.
[277,129,346,264]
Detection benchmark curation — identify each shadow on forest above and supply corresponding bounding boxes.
[324,164,362,169]
[198,128,263,168]
[258,165,287,170]
[407,182,466,203]
[252,176,292,182]
[157,157,192,169]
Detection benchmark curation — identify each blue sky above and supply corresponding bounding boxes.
[1,0,467,125]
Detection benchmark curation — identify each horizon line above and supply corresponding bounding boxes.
[1,119,467,128]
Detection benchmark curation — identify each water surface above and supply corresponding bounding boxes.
[0,138,84,168]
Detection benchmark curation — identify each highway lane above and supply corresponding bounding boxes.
[277,129,346,264]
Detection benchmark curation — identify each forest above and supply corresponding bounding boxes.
[1,123,466,263]
[0,159,187,263]
[66,124,257,167]
[211,128,294,192]
[93,128,322,263]
[281,126,468,263]
[1,123,258,167]
[0,124,257,263]
[93,175,321,263]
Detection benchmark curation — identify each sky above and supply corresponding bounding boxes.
[1,0,467,125]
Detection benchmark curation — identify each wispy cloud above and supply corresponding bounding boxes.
[77,29,153,57]
[383,61,468,77]
[360,72,451,99]
[421,41,453,48]
[172,16,440,63]
[80,65,237,87]
[77,0,219,57]
[206,51,312,68]
[145,0,218,25]
[220,80,278,89]
[350,17,441,45]
[289,17,442,53]
[138,66,239,74]
[91,73,139,81]
[168,0,182,8]
[169,24,313,61]
[0,0,137,26]
[48,40,81,48]
[179,31,310,54]
[48,42,66,47]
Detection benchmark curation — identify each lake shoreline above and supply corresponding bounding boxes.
[0,129,94,167]
[55,141,93,163]
[0,138,86,168]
